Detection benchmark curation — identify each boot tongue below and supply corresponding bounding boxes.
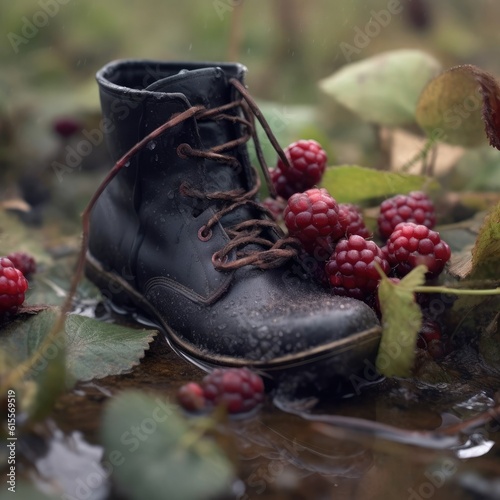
[145,67,231,108]
[146,67,261,235]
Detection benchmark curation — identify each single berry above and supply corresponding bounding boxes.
[0,258,28,314]
[201,368,264,414]
[272,139,327,199]
[177,382,206,412]
[338,203,372,239]
[261,196,286,222]
[7,252,36,277]
[52,117,81,138]
[284,188,343,256]
[386,222,451,277]
[378,191,436,240]
[325,235,390,299]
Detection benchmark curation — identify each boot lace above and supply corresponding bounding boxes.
[175,78,299,271]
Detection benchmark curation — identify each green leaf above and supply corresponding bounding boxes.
[416,65,490,147]
[101,391,234,500]
[376,266,426,377]
[0,310,157,387]
[319,49,441,126]
[0,309,66,420]
[64,315,157,382]
[468,201,500,280]
[321,165,438,204]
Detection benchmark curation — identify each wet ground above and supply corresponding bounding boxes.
[18,307,500,500]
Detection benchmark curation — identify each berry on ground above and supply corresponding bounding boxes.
[177,382,206,412]
[7,251,37,277]
[0,257,29,314]
[325,235,390,300]
[386,222,451,277]
[272,139,327,199]
[338,203,372,239]
[378,191,436,240]
[202,368,264,414]
[284,188,343,257]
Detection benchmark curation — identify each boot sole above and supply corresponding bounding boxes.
[85,252,382,378]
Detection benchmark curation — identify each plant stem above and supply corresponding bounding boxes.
[401,137,436,173]
[414,285,500,296]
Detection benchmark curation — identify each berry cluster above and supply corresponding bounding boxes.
[177,367,265,415]
[270,141,453,358]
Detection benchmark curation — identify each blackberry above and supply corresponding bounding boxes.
[0,257,29,314]
[177,382,206,412]
[378,191,436,240]
[338,203,371,239]
[7,251,36,277]
[325,235,390,299]
[386,222,451,277]
[272,139,327,199]
[284,188,343,255]
[202,368,264,414]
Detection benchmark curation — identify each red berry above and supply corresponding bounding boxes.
[53,117,81,138]
[338,203,372,239]
[386,222,451,277]
[7,252,36,277]
[284,188,343,256]
[378,191,436,240]
[261,196,285,222]
[201,368,264,414]
[0,258,28,314]
[325,235,390,299]
[177,382,206,412]
[272,140,327,199]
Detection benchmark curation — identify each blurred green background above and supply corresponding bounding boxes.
[2,0,500,223]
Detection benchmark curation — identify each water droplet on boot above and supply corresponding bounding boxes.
[147,141,156,150]
[124,161,131,168]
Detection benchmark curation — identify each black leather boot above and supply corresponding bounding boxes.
[86,60,381,383]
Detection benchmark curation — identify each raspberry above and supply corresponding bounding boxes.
[0,258,28,314]
[272,140,327,199]
[201,368,264,414]
[325,235,390,299]
[378,191,436,240]
[338,203,372,239]
[284,188,343,256]
[177,382,206,412]
[7,252,36,277]
[386,222,451,277]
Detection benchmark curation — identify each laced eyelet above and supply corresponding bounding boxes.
[212,251,228,267]
[177,143,192,159]
[198,225,212,241]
